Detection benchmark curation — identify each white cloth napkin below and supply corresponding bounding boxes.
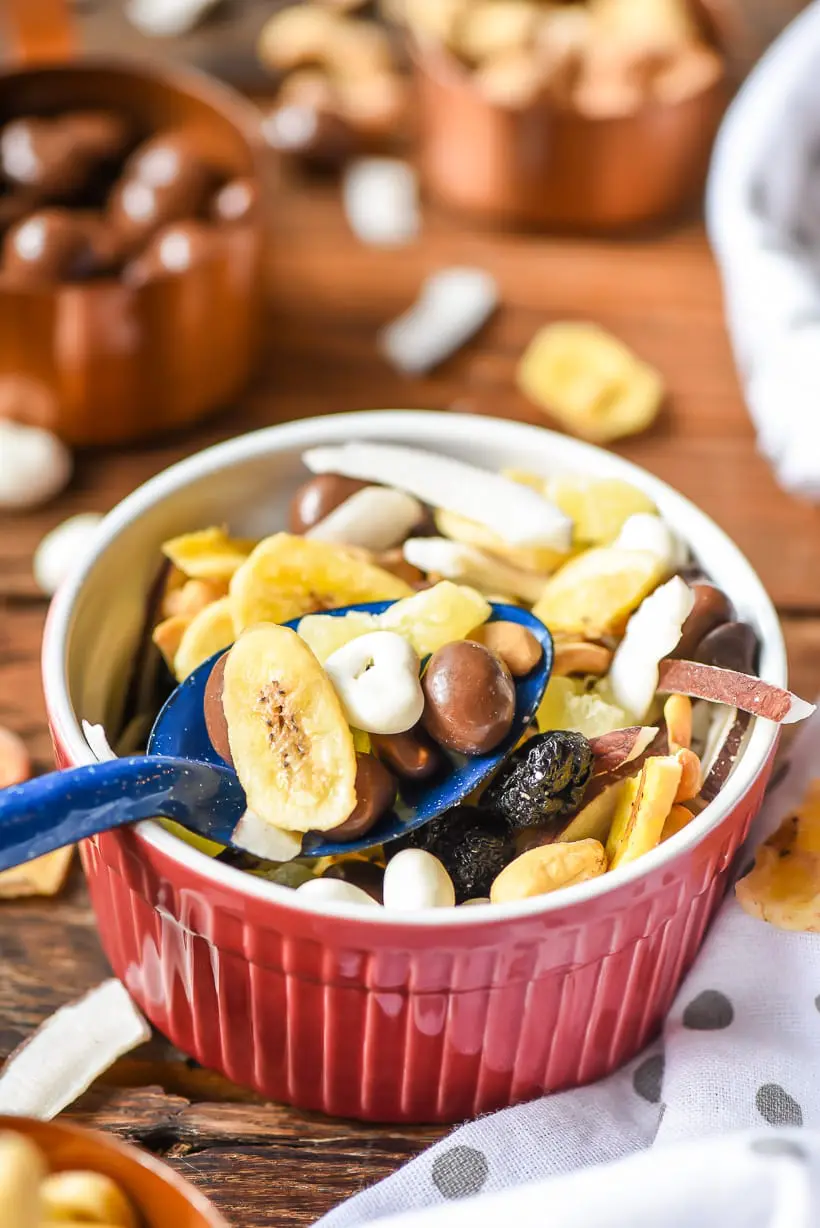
[707,1,820,497]
[318,705,820,1227]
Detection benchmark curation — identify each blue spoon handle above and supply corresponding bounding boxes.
[0,756,239,874]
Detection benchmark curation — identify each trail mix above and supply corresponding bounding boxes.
[123,442,813,911]
[0,1128,140,1227]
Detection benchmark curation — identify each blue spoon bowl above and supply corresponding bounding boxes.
[0,602,552,873]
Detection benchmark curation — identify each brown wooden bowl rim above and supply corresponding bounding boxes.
[0,1114,229,1227]
[409,30,729,123]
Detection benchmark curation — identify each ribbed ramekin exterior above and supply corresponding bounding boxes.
[57,732,774,1123]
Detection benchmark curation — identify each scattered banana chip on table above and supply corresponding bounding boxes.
[736,780,820,932]
[0,1131,139,1227]
[0,848,74,900]
[517,322,665,443]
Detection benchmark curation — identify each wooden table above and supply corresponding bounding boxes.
[3,7,820,1224]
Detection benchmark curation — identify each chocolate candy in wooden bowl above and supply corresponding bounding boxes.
[0,1,269,446]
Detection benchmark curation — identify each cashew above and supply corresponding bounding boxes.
[467,620,542,677]
[553,639,613,677]
[490,839,607,903]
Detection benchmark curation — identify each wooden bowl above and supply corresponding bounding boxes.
[413,8,730,232]
[0,2,269,447]
[0,1115,227,1226]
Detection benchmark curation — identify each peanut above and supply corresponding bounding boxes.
[468,620,542,677]
[553,639,613,677]
[490,839,607,903]
[674,747,703,803]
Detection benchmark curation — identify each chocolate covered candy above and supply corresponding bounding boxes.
[1,208,116,284]
[422,640,515,754]
[696,620,759,675]
[0,111,129,199]
[329,753,396,841]
[108,129,217,246]
[210,176,259,224]
[370,726,443,780]
[289,474,368,534]
[123,220,223,286]
[203,651,232,765]
[672,582,732,659]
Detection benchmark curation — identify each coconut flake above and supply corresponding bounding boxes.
[379,267,499,375]
[127,0,219,36]
[34,513,104,596]
[610,577,695,719]
[342,158,419,247]
[81,720,117,763]
[658,660,815,725]
[0,420,71,510]
[303,442,572,550]
[613,513,688,574]
[232,809,302,862]
[0,980,150,1119]
[306,486,423,551]
[403,536,549,603]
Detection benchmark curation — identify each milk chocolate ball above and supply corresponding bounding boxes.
[210,177,259,224]
[108,130,217,246]
[123,220,222,287]
[0,111,129,199]
[422,641,516,756]
[288,474,368,533]
[2,208,106,284]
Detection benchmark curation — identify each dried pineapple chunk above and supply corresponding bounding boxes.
[230,533,412,632]
[434,507,568,574]
[606,755,682,869]
[173,596,235,681]
[736,781,820,931]
[503,469,656,545]
[162,526,257,580]
[536,675,630,739]
[516,323,664,444]
[532,546,665,637]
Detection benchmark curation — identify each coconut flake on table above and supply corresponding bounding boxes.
[342,158,419,247]
[126,0,220,36]
[306,486,423,551]
[303,442,573,550]
[0,980,150,1119]
[403,536,549,603]
[0,420,72,510]
[610,576,696,720]
[379,267,499,375]
[34,513,104,596]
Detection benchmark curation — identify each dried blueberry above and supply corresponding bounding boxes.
[480,730,593,831]
[392,805,513,903]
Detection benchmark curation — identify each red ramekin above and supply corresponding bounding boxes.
[41,411,783,1123]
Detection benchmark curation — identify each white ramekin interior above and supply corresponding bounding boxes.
[43,411,786,924]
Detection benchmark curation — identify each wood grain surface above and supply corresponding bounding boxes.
[1,3,817,1225]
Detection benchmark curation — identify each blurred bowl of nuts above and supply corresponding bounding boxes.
[0,0,268,447]
[395,0,730,231]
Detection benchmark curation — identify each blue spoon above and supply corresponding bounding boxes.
[0,602,552,873]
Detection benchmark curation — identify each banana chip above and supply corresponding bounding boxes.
[736,780,820,931]
[503,470,656,545]
[173,596,234,682]
[532,546,665,637]
[230,533,413,631]
[517,322,664,444]
[162,526,257,581]
[606,754,682,869]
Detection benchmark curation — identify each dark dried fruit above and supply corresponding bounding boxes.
[480,730,593,831]
[393,805,513,903]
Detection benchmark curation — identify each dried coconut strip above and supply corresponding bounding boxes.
[0,980,150,1119]
[588,726,659,776]
[657,659,815,725]
[0,847,73,899]
[303,442,573,550]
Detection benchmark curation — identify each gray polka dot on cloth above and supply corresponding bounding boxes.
[750,1138,809,1162]
[432,1146,489,1200]
[633,1053,665,1104]
[815,994,820,1013]
[682,989,734,1030]
[756,1084,804,1128]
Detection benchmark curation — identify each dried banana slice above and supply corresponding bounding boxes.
[230,532,412,632]
[162,526,257,581]
[736,780,820,931]
[606,755,682,870]
[0,1130,45,1228]
[532,546,665,637]
[434,507,568,574]
[173,596,235,682]
[222,623,357,833]
[516,323,664,444]
[504,470,657,545]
